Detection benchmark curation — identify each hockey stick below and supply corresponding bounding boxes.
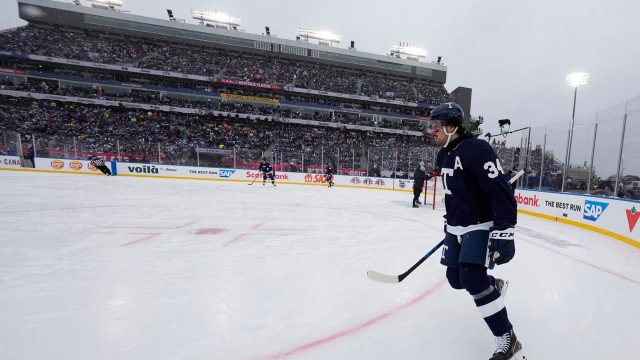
[510,169,525,184]
[367,170,524,284]
[248,172,261,185]
[367,240,444,283]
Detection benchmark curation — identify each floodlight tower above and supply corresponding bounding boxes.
[561,72,589,192]
[190,9,241,30]
[296,28,341,46]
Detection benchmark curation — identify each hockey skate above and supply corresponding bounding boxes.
[495,278,509,298]
[489,329,526,360]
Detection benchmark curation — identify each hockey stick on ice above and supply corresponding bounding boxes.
[367,170,525,284]
[248,172,261,185]
[367,240,444,283]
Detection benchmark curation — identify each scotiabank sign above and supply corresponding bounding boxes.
[246,171,289,180]
[515,192,540,207]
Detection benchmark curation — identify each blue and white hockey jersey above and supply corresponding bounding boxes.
[436,134,517,235]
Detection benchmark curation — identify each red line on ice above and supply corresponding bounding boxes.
[255,279,447,360]
[521,238,640,285]
[224,234,251,247]
[121,233,160,247]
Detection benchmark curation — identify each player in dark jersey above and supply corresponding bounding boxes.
[258,157,275,186]
[326,165,335,187]
[430,102,523,360]
[90,156,112,176]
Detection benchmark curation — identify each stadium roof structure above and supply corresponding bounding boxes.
[16,0,447,82]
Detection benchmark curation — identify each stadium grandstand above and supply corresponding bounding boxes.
[0,0,487,178]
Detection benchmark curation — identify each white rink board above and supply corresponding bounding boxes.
[515,189,639,246]
[33,157,101,173]
[0,155,24,168]
[115,161,442,196]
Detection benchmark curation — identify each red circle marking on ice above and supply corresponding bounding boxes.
[194,228,226,235]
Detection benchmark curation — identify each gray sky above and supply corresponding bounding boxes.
[0,1,639,155]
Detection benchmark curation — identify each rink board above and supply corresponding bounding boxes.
[515,189,639,248]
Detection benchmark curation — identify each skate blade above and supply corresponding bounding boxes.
[512,342,527,360]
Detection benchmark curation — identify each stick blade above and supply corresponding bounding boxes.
[367,270,400,283]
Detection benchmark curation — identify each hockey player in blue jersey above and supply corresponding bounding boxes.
[430,102,523,360]
[258,157,276,186]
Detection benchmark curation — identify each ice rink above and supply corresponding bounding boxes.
[1,171,639,360]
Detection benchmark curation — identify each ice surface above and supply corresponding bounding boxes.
[0,171,638,359]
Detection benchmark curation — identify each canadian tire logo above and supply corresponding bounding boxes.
[50,160,64,169]
[626,207,639,232]
[69,160,83,171]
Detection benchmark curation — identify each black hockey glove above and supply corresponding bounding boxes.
[488,227,515,265]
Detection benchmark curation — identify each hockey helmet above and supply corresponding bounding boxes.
[430,102,464,127]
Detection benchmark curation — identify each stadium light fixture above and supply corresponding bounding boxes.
[86,0,123,8]
[562,71,590,192]
[390,42,427,61]
[190,9,241,27]
[296,28,341,44]
[566,72,589,88]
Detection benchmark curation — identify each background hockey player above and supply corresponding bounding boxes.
[90,155,112,176]
[326,164,335,187]
[258,157,276,186]
[429,102,523,360]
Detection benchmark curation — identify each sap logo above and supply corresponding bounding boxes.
[127,165,158,174]
[219,169,236,178]
[583,200,608,222]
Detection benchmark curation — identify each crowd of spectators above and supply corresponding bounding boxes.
[0,25,450,105]
[0,77,427,132]
[0,97,434,172]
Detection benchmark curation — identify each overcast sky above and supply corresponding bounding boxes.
[0,0,639,169]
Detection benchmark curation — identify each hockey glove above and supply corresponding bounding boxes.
[488,227,515,265]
